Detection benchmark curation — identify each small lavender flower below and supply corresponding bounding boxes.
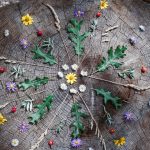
[74,10,84,17]
[18,122,29,132]
[6,82,17,92]
[123,112,135,121]
[71,138,82,148]
[20,38,29,49]
[129,36,137,45]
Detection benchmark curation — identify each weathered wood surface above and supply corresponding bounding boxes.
[0,0,150,150]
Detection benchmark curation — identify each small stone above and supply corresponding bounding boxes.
[129,36,137,45]
[11,139,19,147]
[89,148,94,150]
[57,71,64,78]
[139,25,145,32]
[70,88,77,94]
[4,29,9,37]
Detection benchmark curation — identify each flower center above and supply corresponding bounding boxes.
[75,141,79,144]
[10,84,14,88]
[25,17,30,22]
[65,73,77,85]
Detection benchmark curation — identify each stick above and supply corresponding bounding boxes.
[88,76,150,91]
[0,56,54,69]
[29,94,69,150]
[105,25,119,32]
[42,3,70,60]
[78,93,106,150]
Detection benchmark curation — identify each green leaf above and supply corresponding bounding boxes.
[41,38,54,50]
[118,68,134,79]
[32,45,56,65]
[18,77,49,91]
[28,95,53,124]
[95,88,121,109]
[67,19,90,56]
[97,46,127,72]
[71,102,87,138]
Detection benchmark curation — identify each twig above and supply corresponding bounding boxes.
[29,94,69,150]
[42,3,60,31]
[105,25,119,32]
[42,3,70,60]
[78,93,106,150]
[0,102,10,109]
[0,90,47,109]
[88,76,150,91]
[0,56,54,69]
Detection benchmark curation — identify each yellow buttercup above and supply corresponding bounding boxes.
[21,14,33,26]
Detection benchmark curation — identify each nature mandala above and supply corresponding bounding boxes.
[0,1,150,150]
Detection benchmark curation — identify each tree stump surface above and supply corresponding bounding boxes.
[0,0,150,150]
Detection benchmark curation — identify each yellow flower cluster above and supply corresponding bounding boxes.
[21,14,33,26]
[114,137,126,147]
[66,73,77,84]
[0,113,7,125]
[100,0,108,9]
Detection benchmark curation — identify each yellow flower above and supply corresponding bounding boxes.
[100,0,108,9]
[21,14,33,26]
[114,137,126,147]
[66,73,77,84]
[0,113,7,125]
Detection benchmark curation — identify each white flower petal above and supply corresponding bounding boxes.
[57,71,64,78]
[60,83,67,90]
[71,64,78,71]
[62,64,69,71]
[70,88,77,94]
[79,85,86,92]
[11,139,19,147]
[80,70,88,76]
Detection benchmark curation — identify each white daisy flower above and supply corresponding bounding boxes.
[71,64,78,71]
[79,85,86,92]
[62,64,69,71]
[80,70,88,76]
[11,139,19,147]
[70,88,77,94]
[57,71,64,78]
[60,83,67,90]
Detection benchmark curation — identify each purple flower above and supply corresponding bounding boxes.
[18,122,29,132]
[74,10,84,17]
[129,36,137,45]
[6,82,17,92]
[123,112,135,121]
[71,138,82,148]
[20,38,29,49]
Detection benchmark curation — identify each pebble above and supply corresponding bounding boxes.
[4,29,9,37]
[139,25,145,32]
